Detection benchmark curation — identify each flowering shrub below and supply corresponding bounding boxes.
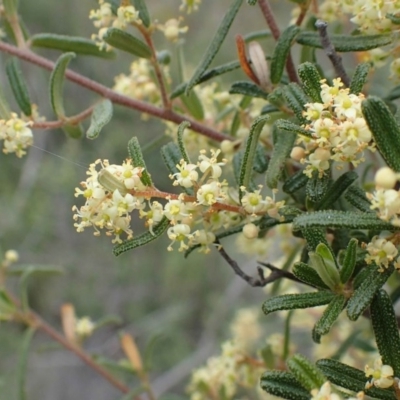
[5,0,400,399]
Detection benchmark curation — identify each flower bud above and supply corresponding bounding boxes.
[5,249,19,264]
[242,223,259,239]
[375,167,398,189]
[290,146,305,161]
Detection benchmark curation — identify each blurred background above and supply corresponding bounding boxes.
[0,1,363,399]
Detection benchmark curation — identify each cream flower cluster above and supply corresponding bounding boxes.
[73,149,285,253]
[157,18,188,42]
[114,59,169,104]
[364,235,400,271]
[188,308,263,400]
[311,382,364,400]
[367,188,400,226]
[72,159,146,243]
[365,358,394,389]
[89,1,141,49]
[298,78,373,177]
[0,113,33,158]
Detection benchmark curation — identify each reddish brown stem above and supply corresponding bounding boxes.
[34,314,131,394]
[138,25,171,109]
[0,41,231,143]
[257,0,300,84]
[32,106,94,129]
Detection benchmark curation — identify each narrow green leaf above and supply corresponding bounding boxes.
[344,185,373,213]
[113,217,170,256]
[293,262,329,289]
[371,289,400,375]
[346,265,394,321]
[302,227,328,251]
[177,121,191,164]
[230,96,252,135]
[0,81,12,119]
[243,29,271,42]
[185,0,243,94]
[316,359,396,400]
[180,90,205,120]
[287,354,326,391]
[296,32,392,51]
[260,371,310,400]
[49,52,76,118]
[247,0,257,4]
[282,83,309,124]
[274,119,313,138]
[17,327,36,400]
[103,28,152,58]
[239,115,269,197]
[86,99,113,140]
[133,0,150,27]
[262,291,335,315]
[309,243,341,291]
[283,310,294,361]
[270,25,300,84]
[298,62,322,102]
[313,294,347,341]
[340,238,358,283]
[350,62,371,94]
[30,33,116,58]
[293,210,397,232]
[170,60,240,99]
[362,96,400,172]
[283,169,308,194]
[315,171,358,210]
[253,144,269,173]
[229,81,269,99]
[127,137,153,187]
[266,125,296,189]
[6,58,32,116]
[306,172,331,204]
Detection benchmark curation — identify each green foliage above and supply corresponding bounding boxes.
[6,58,31,116]
[270,25,300,84]
[362,96,400,171]
[103,28,152,58]
[296,32,392,51]
[185,0,243,94]
[31,34,116,58]
[86,99,113,139]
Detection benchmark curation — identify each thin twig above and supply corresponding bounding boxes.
[32,105,94,129]
[137,24,171,109]
[315,20,351,87]
[295,0,312,27]
[257,0,300,84]
[33,313,132,395]
[216,241,304,287]
[0,41,231,143]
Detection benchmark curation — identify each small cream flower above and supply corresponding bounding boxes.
[365,358,394,389]
[365,236,399,271]
[158,18,188,42]
[75,317,95,339]
[311,382,341,400]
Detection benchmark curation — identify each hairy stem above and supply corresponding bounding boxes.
[0,42,231,142]
[257,0,299,84]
